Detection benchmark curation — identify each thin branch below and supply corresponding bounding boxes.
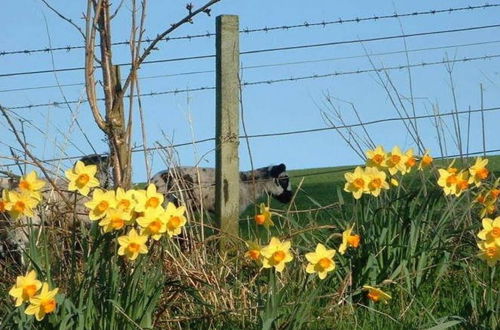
[0,105,73,208]
[39,0,85,39]
[119,0,220,101]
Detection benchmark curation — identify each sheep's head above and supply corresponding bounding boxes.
[269,164,292,204]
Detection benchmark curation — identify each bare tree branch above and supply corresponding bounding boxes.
[39,0,85,39]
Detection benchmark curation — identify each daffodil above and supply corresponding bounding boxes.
[477,240,500,267]
[99,207,132,232]
[164,202,187,238]
[403,149,417,174]
[365,167,389,197]
[8,270,42,307]
[362,285,392,304]
[339,224,360,255]
[305,243,336,280]
[418,150,433,170]
[344,166,369,200]
[5,190,39,219]
[260,237,293,272]
[384,146,408,175]
[0,189,11,213]
[365,146,387,169]
[245,241,262,262]
[254,203,273,227]
[117,228,149,261]
[134,184,164,213]
[437,164,468,196]
[478,216,500,245]
[84,189,116,221]
[469,157,489,187]
[24,282,58,321]
[115,188,137,214]
[136,207,168,240]
[18,171,45,201]
[65,160,100,196]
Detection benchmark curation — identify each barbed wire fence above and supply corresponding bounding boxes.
[1,2,500,183]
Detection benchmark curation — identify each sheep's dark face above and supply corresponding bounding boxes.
[269,164,292,204]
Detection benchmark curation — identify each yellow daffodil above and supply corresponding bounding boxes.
[24,282,58,321]
[99,207,132,233]
[254,203,273,227]
[305,243,336,280]
[8,270,42,307]
[365,167,389,197]
[478,216,500,245]
[136,207,168,240]
[164,202,187,238]
[469,157,489,187]
[339,224,360,255]
[384,146,408,175]
[403,149,417,174]
[362,285,392,304]
[117,228,149,261]
[477,240,500,267]
[5,190,39,219]
[418,150,433,170]
[260,237,293,272]
[65,160,100,196]
[245,241,262,262]
[454,171,470,197]
[134,184,164,213]
[365,146,387,169]
[0,189,11,213]
[84,189,116,221]
[344,166,369,200]
[115,188,137,214]
[18,171,45,201]
[437,164,466,196]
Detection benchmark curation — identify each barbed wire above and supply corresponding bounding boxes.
[2,22,500,79]
[2,39,500,94]
[5,52,500,111]
[1,3,498,57]
[2,105,499,168]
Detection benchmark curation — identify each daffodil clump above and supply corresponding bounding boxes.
[8,270,59,321]
[245,223,361,282]
[81,180,187,262]
[344,145,433,200]
[476,216,500,266]
[473,180,500,217]
[437,157,490,197]
[1,171,45,219]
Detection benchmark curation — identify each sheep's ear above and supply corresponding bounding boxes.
[270,164,286,178]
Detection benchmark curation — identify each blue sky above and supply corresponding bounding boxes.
[1,0,500,182]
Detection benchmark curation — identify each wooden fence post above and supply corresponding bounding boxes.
[215,15,240,249]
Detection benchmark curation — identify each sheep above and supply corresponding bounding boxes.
[150,164,293,214]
